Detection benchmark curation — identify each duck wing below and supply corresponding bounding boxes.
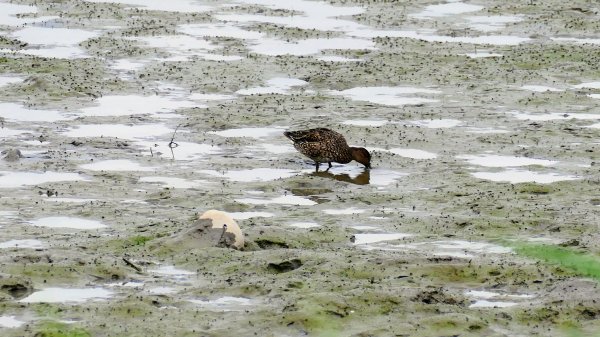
[284,128,337,144]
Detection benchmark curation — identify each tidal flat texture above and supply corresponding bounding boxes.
[0,0,600,336]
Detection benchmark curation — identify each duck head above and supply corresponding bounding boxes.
[350,147,371,169]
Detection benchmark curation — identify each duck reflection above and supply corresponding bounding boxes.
[310,169,370,185]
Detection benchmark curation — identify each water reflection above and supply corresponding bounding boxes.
[311,169,370,185]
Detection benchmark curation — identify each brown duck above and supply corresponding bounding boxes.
[284,128,371,171]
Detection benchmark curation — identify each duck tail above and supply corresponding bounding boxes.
[283,131,296,140]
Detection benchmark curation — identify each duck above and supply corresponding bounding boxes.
[284,128,371,171]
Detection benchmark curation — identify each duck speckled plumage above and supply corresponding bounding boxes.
[284,128,371,171]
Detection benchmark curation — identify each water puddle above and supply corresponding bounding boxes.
[323,207,365,215]
[236,78,307,95]
[29,216,107,230]
[466,290,534,309]
[342,120,388,127]
[352,233,412,245]
[228,212,275,220]
[0,171,88,188]
[310,166,405,187]
[147,287,176,295]
[0,3,58,26]
[507,110,600,121]
[139,176,207,189]
[136,141,221,160]
[188,296,254,312]
[572,81,600,89]
[368,169,408,187]
[235,195,317,206]
[410,2,483,19]
[85,0,214,13]
[520,85,563,92]
[19,287,113,303]
[412,119,462,128]
[457,154,557,167]
[0,76,24,88]
[11,27,97,46]
[350,225,379,231]
[208,126,287,138]
[200,168,297,182]
[0,239,45,249]
[110,59,148,73]
[424,240,512,258]
[148,265,195,281]
[471,169,579,184]
[0,315,26,328]
[330,86,440,106]
[288,222,320,229]
[80,95,195,117]
[386,148,438,160]
[64,123,173,140]
[80,159,156,172]
[587,123,600,129]
[552,37,600,45]
[7,27,98,59]
[0,46,90,59]
[0,102,70,122]
[0,128,30,138]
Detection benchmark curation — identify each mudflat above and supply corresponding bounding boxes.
[0,0,599,336]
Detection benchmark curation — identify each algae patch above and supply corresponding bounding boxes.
[514,243,600,281]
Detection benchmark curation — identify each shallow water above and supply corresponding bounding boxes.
[352,233,412,245]
[200,168,298,182]
[235,194,317,206]
[188,296,254,312]
[19,288,113,303]
[0,103,69,122]
[471,169,579,184]
[80,95,195,117]
[0,239,45,249]
[80,159,157,172]
[0,316,25,328]
[29,217,107,230]
[0,172,88,188]
[330,86,441,106]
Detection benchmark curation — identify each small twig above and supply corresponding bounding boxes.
[216,224,227,246]
[122,257,142,272]
[168,124,181,160]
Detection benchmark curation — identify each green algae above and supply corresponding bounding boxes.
[34,321,91,337]
[514,243,600,281]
